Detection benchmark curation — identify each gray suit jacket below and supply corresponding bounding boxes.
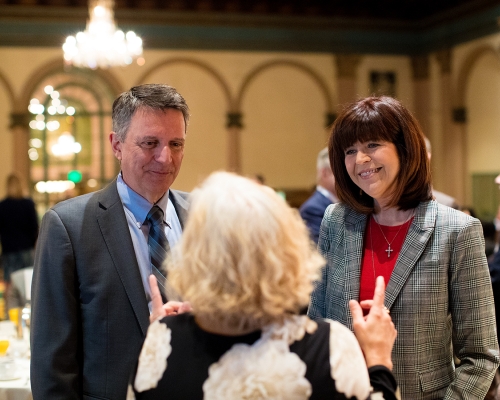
[308,200,500,399]
[30,180,189,400]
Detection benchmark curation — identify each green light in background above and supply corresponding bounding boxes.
[67,170,82,183]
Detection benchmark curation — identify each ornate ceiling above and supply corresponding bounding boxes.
[0,0,500,21]
[1,0,500,53]
[0,0,497,21]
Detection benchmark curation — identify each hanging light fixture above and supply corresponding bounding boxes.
[62,0,143,69]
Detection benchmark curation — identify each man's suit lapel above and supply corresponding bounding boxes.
[384,201,436,310]
[169,190,189,228]
[96,180,150,336]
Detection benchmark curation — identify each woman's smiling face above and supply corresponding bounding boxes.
[344,140,400,206]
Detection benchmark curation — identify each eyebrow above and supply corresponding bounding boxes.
[138,136,185,142]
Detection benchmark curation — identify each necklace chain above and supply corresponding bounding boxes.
[370,222,377,282]
[369,210,414,283]
[372,212,414,259]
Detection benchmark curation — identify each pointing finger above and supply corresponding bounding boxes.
[372,276,387,311]
[149,274,164,321]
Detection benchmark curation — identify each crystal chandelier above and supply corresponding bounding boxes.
[62,0,143,69]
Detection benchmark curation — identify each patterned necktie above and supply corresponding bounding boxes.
[146,205,170,300]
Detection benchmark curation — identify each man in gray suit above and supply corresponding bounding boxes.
[30,84,190,400]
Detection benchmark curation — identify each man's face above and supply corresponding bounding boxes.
[321,166,336,195]
[110,108,186,203]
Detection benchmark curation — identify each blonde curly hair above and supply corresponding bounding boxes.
[167,171,325,331]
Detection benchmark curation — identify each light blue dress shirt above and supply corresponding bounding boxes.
[116,174,182,310]
[316,185,339,203]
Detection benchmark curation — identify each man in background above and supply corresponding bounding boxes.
[31,84,190,400]
[299,147,338,244]
[0,174,38,310]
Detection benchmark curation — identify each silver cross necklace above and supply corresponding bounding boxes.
[372,212,414,258]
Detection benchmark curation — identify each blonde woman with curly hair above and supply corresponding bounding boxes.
[130,171,398,400]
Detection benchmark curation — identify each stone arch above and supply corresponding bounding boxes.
[236,59,334,114]
[16,58,123,113]
[236,59,334,188]
[455,44,499,107]
[135,57,234,111]
[0,69,15,111]
[15,58,124,205]
[455,43,500,211]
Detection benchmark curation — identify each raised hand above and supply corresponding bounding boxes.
[149,275,192,323]
[349,276,397,369]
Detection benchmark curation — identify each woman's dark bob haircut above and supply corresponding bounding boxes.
[328,96,432,214]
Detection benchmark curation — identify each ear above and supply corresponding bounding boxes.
[320,167,330,179]
[109,133,122,161]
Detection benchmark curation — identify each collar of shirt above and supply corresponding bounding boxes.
[316,185,338,203]
[116,173,170,228]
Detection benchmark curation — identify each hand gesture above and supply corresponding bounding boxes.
[149,275,192,324]
[349,276,397,369]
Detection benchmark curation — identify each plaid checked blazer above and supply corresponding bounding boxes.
[308,200,500,399]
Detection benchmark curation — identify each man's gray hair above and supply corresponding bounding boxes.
[316,147,330,171]
[112,84,190,141]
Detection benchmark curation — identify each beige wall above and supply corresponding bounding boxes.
[241,65,329,188]
[452,32,500,206]
[1,42,500,206]
[140,61,229,191]
[0,48,339,196]
[427,55,444,192]
[0,88,12,199]
[466,51,500,173]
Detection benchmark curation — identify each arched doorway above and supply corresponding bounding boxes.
[22,66,119,213]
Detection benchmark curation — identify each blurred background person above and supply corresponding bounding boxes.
[300,147,338,244]
[424,137,459,209]
[459,206,476,218]
[308,96,499,398]
[493,176,500,254]
[0,174,38,310]
[6,266,33,312]
[131,171,398,400]
[488,237,500,398]
[459,206,496,259]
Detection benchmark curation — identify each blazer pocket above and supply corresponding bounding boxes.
[419,365,454,393]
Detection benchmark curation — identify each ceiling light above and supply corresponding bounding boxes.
[62,0,143,69]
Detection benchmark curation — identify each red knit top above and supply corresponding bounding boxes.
[359,215,413,304]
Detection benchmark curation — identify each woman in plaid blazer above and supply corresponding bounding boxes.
[308,96,500,399]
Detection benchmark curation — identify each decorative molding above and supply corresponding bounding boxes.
[236,59,333,111]
[452,107,467,123]
[136,57,233,112]
[325,112,337,127]
[370,71,396,97]
[455,44,497,107]
[227,112,243,128]
[436,48,452,74]
[1,4,499,54]
[9,113,30,129]
[336,54,362,79]
[411,54,430,80]
[1,1,498,26]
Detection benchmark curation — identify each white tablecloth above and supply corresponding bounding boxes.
[0,358,31,400]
